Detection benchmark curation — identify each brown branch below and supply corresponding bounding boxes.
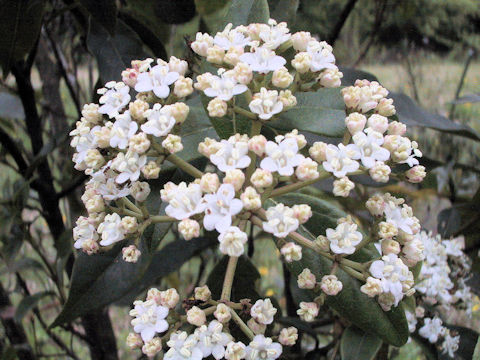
[327,0,359,45]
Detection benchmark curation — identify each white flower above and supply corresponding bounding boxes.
[165,331,203,360]
[441,331,460,357]
[260,138,305,176]
[73,216,98,249]
[129,299,169,341]
[239,47,286,73]
[135,63,179,98]
[306,40,336,72]
[98,81,131,118]
[204,71,248,101]
[141,103,176,137]
[263,204,299,238]
[280,242,302,262]
[419,317,446,343]
[214,23,251,50]
[405,310,417,333]
[259,19,291,49]
[297,268,316,289]
[110,151,147,184]
[225,341,246,360]
[297,302,318,322]
[351,130,390,168]
[320,275,343,295]
[165,183,206,220]
[110,111,138,149]
[187,306,207,327]
[195,321,231,359]
[251,299,277,325]
[383,202,417,235]
[245,335,282,360]
[249,88,283,120]
[191,32,214,56]
[322,144,360,178]
[203,184,243,233]
[326,221,362,255]
[94,175,131,201]
[442,238,464,257]
[97,213,125,246]
[218,226,248,257]
[210,136,251,172]
[279,327,298,346]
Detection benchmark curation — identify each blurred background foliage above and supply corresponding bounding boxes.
[0,0,479,359]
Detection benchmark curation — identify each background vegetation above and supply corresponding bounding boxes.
[0,0,479,359]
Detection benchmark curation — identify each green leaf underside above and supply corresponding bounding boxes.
[269,193,409,346]
[222,0,270,29]
[268,90,346,138]
[340,326,382,360]
[340,67,480,141]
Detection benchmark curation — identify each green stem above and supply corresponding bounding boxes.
[221,256,238,301]
[270,170,331,197]
[340,258,365,272]
[121,197,143,216]
[150,215,177,223]
[166,153,204,178]
[245,120,263,186]
[233,106,257,120]
[229,308,255,340]
[339,264,366,282]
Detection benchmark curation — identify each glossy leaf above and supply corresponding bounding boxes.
[268,89,346,138]
[340,67,480,141]
[269,0,299,24]
[87,19,148,83]
[340,326,382,360]
[0,0,46,72]
[195,0,230,15]
[155,0,196,24]
[271,193,409,346]
[79,0,117,35]
[222,0,270,29]
[15,291,54,322]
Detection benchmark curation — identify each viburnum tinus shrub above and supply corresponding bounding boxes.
[69,18,447,359]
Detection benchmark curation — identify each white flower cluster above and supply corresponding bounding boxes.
[127,286,295,359]
[191,19,342,120]
[70,56,193,256]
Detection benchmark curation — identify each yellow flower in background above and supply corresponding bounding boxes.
[259,266,269,276]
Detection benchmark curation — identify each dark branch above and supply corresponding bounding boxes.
[327,0,359,45]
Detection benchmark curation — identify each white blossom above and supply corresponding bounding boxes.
[249,88,283,120]
[165,331,203,360]
[98,81,131,118]
[97,213,125,246]
[135,63,180,98]
[110,111,138,149]
[204,71,248,101]
[214,23,251,50]
[260,138,304,176]
[73,216,98,249]
[306,40,336,72]
[141,103,176,137]
[203,184,243,233]
[165,183,206,220]
[263,204,299,238]
[129,299,169,341]
[194,321,231,359]
[218,226,248,257]
[326,221,362,255]
[251,299,277,325]
[239,47,286,73]
[322,144,360,178]
[110,151,147,184]
[351,129,390,168]
[245,335,282,360]
[419,317,446,343]
[210,136,251,172]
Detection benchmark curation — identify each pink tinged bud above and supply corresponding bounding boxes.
[345,113,367,135]
[248,135,267,156]
[388,121,406,135]
[405,165,426,183]
[279,327,298,346]
[187,306,206,326]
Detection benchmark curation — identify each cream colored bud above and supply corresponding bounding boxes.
[297,268,316,289]
[146,288,162,304]
[121,216,138,233]
[292,52,312,73]
[168,56,188,76]
[122,245,141,263]
[320,275,343,295]
[233,62,253,85]
[381,239,401,255]
[174,76,193,98]
[360,277,382,297]
[142,337,162,357]
[345,112,367,135]
[285,129,307,149]
[198,137,221,157]
[187,306,206,326]
[315,235,330,252]
[195,73,214,91]
[224,46,244,66]
[292,204,312,224]
[272,67,294,88]
[159,288,179,309]
[162,134,183,154]
[178,219,200,240]
[297,301,319,322]
[142,161,161,179]
[405,165,426,183]
[214,303,231,323]
[296,158,319,181]
[376,98,396,116]
[248,135,267,156]
[378,221,398,239]
[129,132,151,154]
[84,149,105,170]
[207,98,228,117]
[319,68,343,88]
[251,169,273,189]
[279,327,298,346]
[194,285,211,302]
[291,31,312,51]
[366,194,385,216]
[387,121,406,135]
[333,177,354,197]
[126,332,143,350]
[92,125,112,148]
[85,195,105,214]
[247,318,266,335]
[206,45,225,64]
[281,242,302,262]
[240,186,261,210]
[191,33,214,57]
[170,102,189,124]
[129,100,149,122]
[223,169,246,191]
[279,90,297,108]
[309,141,328,162]
[131,181,150,202]
[81,103,102,125]
[200,173,220,193]
[82,238,99,255]
[369,161,391,183]
[367,114,389,134]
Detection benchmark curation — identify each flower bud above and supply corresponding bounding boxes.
[241,186,262,210]
[224,169,245,191]
[381,239,401,255]
[122,68,139,87]
[159,288,180,309]
[291,31,312,51]
[279,90,297,108]
[369,161,391,183]
[84,149,105,170]
[224,46,244,66]
[214,303,231,323]
[206,45,225,64]
[297,302,318,322]
[360,277,382,297]
[315,235,330,252]
[281,242,302,262]
[122,245,141,263]
[345,112,367,135]
[292,204,312,224]
[129,132,151,154]
[170,102,189,124]
[376,98,396,116]
[173,76,193,98]
[378,221,398,239]
[405,165,426,183]
[126,332,143,350]
[233,62,253,85]
[200,173,220,193]
[142,337,162,357]
[191,32,214,56]
[194,285,211,302]
[81,103,102,125]
[292,52,312,73]
[187,306,206,326]
[195,73,214,91]
[285,129,307,149]
[121,216,138,233]
[198,137,221,157]
[297,268,316,289]
[82,238,99,255]
[178,219,200,240]
[279,327,298,346]
[295,158,319,180]
[272,67,294,88]
[333,177,354,197]
[367,114,389,134]
[247,318,266,335]
[251,169,273,189]
[248,135,267,156]
[131,181,150,202]
[168,56,188,76]
[162,134,183,153]
[366,194,385,216]
[320,275,343,295]
[319,68,343,88]
[142,161,161,179]
[309,141,328,162]
[387,120,406,135]
[207,98,228,117]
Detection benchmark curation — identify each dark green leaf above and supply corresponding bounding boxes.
[0,0,46,72]
[340,67,480,141]
[473,336,480,360]
[195,0,230,15]
[15,291,54,322]
[277,316,317,337]
[0,257,44,275]
[268,89,346,138]
[270,194,409,346]
[0,91,25,120]
[79,0,117,35]
[340,326,382,360]
[222,0,270,29]
[155,0,196,24]
[269,0,299,24]
[87,19,148,83]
